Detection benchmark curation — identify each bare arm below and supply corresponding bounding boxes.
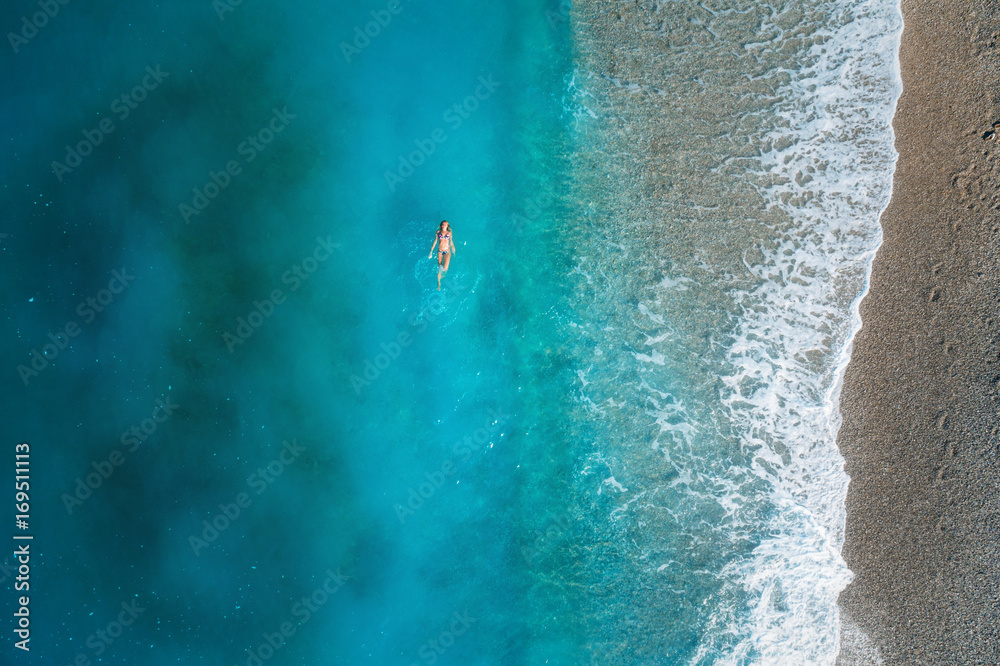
[450,233,456,254]
[429,235,438,258]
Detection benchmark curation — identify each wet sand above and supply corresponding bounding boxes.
[837,0,1000,663]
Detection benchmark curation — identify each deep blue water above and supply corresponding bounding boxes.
[1,1,589,664]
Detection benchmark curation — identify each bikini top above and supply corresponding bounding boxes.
[438,231,451,240]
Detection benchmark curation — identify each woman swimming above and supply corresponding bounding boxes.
[428,220,455,290]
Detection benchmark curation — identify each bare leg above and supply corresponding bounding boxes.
[437,252,452,290]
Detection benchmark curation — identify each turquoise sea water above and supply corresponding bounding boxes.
[1,0,900,664]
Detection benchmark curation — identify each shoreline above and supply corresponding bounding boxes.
[836,0,1000,663]
[569,0,904,660]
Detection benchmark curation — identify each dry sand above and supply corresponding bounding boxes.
[837,0,1000,663]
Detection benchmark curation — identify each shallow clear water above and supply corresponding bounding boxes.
[1,0,899,663]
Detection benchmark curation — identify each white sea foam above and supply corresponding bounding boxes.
[566,0,902,661]
[693,0,903,661]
